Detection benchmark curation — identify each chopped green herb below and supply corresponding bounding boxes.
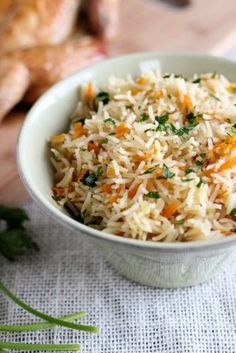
[170,124,193,136]
[176,219,185,225]
[195,153,206,167]
[185,168,195,175]
[209,93,220,101]
[186,112,200,127]
[231,125,236,135]
[195,160,203,167]
[163,74,170,78]
[211,71,217,79]
[182,178,194,182]
[145,191,160,199]
[227,118,232,123]
[230,208,236,216]
[64,201,84,224]
[93,91,110,110]
[196,176,204,188]
[155,112,169,125]
[0,206,38,261]
[167,93,172,99]
[108,132,115,136]
[192,77,201,84]
[104,118,116,125]
[80,147,87,151]
[138,112,149,122]
[126,104,132,109]
[96,166,103,178]
[81,171,98,187]
[101,138,108,144]
[163,164,175,179]
[143,164,159,174]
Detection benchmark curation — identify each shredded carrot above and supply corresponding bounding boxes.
[133,153,150,163]
[101,184,113,193]
[222,230,232,236]
[85,82,93,106]
[183,94,192,112]
[109,186,122,203]
[161,201,181,218]
[205,155,236,176]
[217,156,236,173]
[156,90,163,99]
[50,133,65,143]
[115,123,130,137]
[131,87,140,96]
[136,77,147,85]
[146,179,155,192]
[72,122,86,139]
[53,187,64,196]
[107,165,116,177]
[128,184,140,198]
[88,141,100,154]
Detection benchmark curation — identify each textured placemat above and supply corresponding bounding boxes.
[0,201,236,353]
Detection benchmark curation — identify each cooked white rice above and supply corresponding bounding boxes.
[50,71,236,242]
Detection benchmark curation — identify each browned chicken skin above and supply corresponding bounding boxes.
[0,36,106,121]
[0,0,81,53]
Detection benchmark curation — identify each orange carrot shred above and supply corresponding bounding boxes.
[217,156,236,173]
[161,201,181,218]
[115,123,130,137]
[85,82,93,106]
[136,77,146,85]
[131,87,140,96]
[102,184,113,193]
[72,122,86,139]
[128,184,140,199]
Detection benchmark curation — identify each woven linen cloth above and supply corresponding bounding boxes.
[0,201,236,353]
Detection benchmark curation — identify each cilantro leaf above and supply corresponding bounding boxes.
[185,168,195,175]
[93,91,110,110]
[104,118,116,125]
[96,166,103,178]
[196,176,204,188]
[230,208,236,216]
[0,229,38,261]
[101,138,108,144]
[163,164,175,179]
[81,171,98,187]
[138,112,149,122]
[155,112,169,125]
[0,206,29,229]
[192,77,201,83]
[145,191,160,199]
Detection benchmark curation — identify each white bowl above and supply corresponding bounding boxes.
[18,52,236,288]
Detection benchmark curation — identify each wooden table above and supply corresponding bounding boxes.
[108,0,236,56]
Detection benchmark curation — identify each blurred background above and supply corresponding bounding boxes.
[1,0,236,206]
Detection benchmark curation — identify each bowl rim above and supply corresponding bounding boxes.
[17,50,236,251]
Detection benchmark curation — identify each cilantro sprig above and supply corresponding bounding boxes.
[0,206,38,261]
